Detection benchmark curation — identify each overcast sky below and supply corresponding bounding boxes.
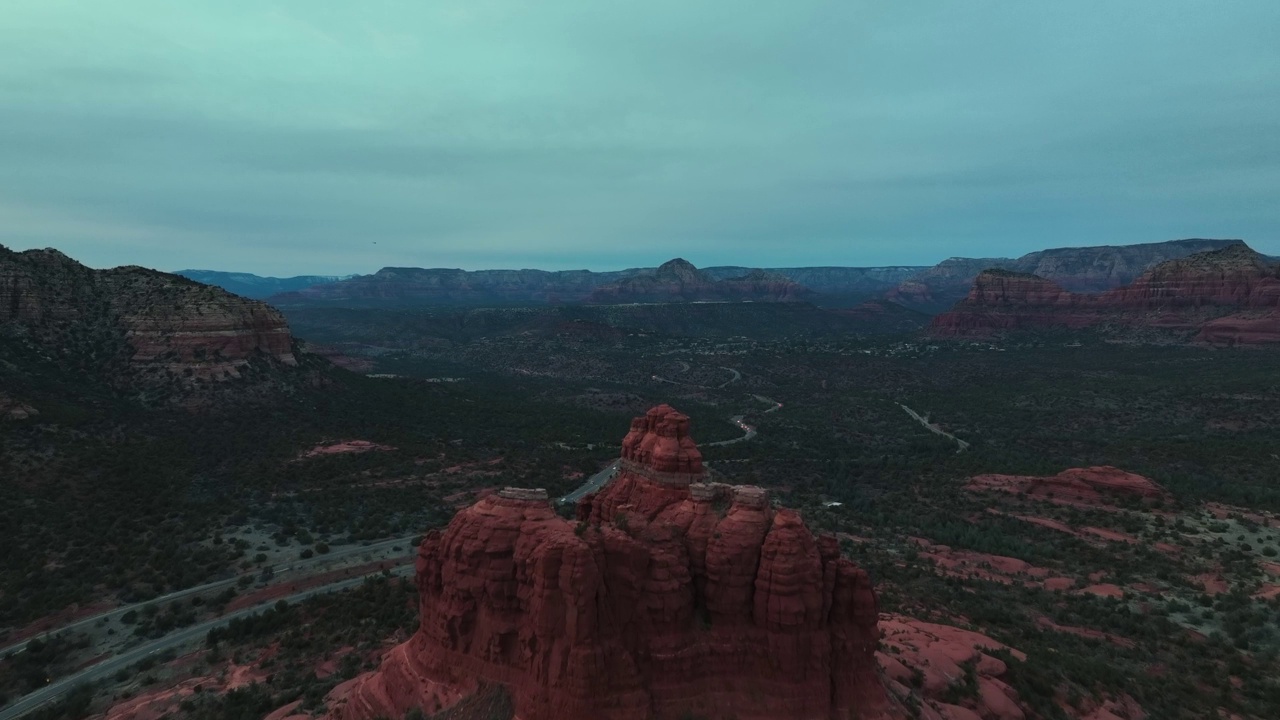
[2,1,1278,275]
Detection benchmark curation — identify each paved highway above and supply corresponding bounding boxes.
[0,535,417,659]
[559,459,621,504]
[0,565,415,720]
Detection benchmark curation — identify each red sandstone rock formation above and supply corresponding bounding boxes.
[325,407,901,720]
[930,243,1280,343]
[967,466,1170,508]
[620,404,705,475]
[877,615,1027,720]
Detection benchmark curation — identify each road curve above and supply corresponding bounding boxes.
[0,566,415,720]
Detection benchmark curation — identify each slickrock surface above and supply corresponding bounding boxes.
[967,466,1170,508]
[325,406,900,720]
[877,615,1028,720]
[930,243,1280,342]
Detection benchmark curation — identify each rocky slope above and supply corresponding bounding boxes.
[930,243,1280,343]
[587,258,815,303]
[1,244,300,400]
[324,405,902,720]
[890,238,1244,314]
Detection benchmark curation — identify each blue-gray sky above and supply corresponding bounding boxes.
[2,1,1278,275]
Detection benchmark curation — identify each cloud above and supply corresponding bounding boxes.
[0,0,1277,274]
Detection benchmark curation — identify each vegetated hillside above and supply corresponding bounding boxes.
[702,264,924,299]
[2,245,305,407]
[272,266,644,307]
[174,270,354,300]
[888,238,1244,314]
[281,300,920,356]
[931,242,1280,343]
[586,258,815,303]
[0,346,644,633]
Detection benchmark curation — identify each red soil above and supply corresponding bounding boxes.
[911,538,1075,591]
[1253,585,1280,600]
[93,656,273,720]
[1080,584,1125,598]
[1080,527,1140,545]
[301,440,395,459]
[1035,617,1135,648]
[225,559,409,612]
[1193,573,1230,595]
[967,467,1169,512]
[1205,502,1280,528]
[5,600,116,646]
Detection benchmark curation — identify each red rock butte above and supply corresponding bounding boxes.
[619,404,707,482]
[323,405,901,720]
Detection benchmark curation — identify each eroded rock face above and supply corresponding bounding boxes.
[327,406,899,720]
[620,403,705,476]
[930,243,1280,343]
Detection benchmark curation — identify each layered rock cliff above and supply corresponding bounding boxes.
[930,243,1280,343]
[327,405,899,720]
[1,244,299,395]
[890,238,1243,314]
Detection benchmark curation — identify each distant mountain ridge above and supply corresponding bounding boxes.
[931,242,1280,344]
[268,258,915,308]
[887,238,1246,313]
[175,270,356,300]
[586,258,815,303]
[178,238,1268,313]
